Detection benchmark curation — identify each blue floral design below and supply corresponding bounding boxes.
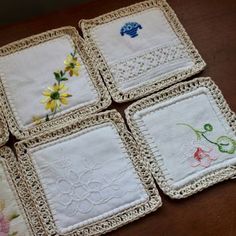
[120,22,142,38]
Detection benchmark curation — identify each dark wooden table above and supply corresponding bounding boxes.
[0,0,235,235]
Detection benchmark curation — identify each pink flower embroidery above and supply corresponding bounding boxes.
[0,213,9,236]
[191,147,217,168]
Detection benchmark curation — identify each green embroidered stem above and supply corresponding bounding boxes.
[33,48,80,124]
[201,133,219,146]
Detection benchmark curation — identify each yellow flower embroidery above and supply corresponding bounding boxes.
[64,54,80,76]
[41,83,72,112]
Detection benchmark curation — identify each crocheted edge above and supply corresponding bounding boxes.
[13,109,162,235]
[0,26,112,140]
[79,0,206,103]
[0,146,39,235]
[0,107,9,146]
[125,77,236,199]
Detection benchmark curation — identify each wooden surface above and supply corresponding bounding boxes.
[0,0,235,235]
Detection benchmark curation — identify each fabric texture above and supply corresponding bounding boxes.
[91,8,194,92]
[0,35,99,128]
[133,88,236,189]
[0,158,30,236]
[31,123,148,234]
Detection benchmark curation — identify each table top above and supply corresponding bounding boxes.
[0,0,235,235]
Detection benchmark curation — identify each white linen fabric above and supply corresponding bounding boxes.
[31,123,148,234]
[133,88,236,189]
[0,35,99,128]
[91,8,194,92]
[0,159,30,236]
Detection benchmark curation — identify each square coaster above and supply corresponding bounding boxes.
[80,0,206,102]
[126,77,236,198]
[0,26,111,139]
[0,108,8,146]
[14,110,161,235]
[0,147,33,235]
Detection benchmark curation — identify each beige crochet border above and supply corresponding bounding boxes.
[79,0,206,103]
[13,109,162,235]
[0,107,9,146]
[0,146,39,235]
[125,77,236,199]
[0,26,111,140]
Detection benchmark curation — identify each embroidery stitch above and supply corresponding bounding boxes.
[110,43,189,82]
[39,155,141,217]
[177,123,236,154]
[33,49,80,124]
[120,22,142,38]
[191,147,217,168]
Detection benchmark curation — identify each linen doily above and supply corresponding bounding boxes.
[126,77,236,198]
[0,26,111,139]
[80,0,206,102]
[13,110,161,235]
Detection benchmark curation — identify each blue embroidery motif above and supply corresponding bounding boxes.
[120,22,142,38]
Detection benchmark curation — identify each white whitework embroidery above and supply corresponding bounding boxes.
[38,154,141,217]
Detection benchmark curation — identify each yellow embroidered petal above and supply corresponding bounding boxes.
[50,100,58,112]
[60,93,70,97]
[32,116,42,125]
[41,95,50,103]
[53,83,60,92]
[64,54,73,67]
[60,97,69,105]
[42,90,51,97]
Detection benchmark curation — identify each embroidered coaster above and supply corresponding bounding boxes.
[0,108,8,146]
[0,146,33,235]
[14,110,161,235]
[126,77,236,199]
[0,26,111,139]
[80,0,206,102]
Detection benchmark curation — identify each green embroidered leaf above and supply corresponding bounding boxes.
[53,72,60,79]
[204,123,213,132]
[9,213,20,221]
[217,136,236,154]
[60,77,68,81]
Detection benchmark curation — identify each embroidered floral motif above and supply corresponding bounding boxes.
[33,49,80,124]
[41,84,72,113]
[110,44,189,82]
[120,22,142,38]
[39,155,140,217]
[191,147,217,168]
[177,123,236,154]
[64,53,80,76]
